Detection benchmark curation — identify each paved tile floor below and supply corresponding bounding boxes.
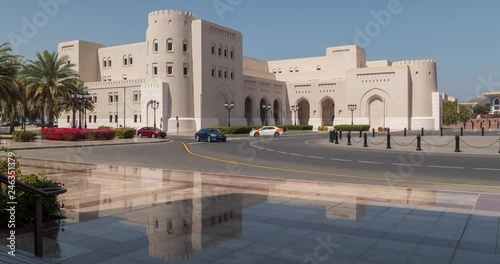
[1,158,499,264]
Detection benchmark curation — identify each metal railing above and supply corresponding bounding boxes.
[0,173,67,257]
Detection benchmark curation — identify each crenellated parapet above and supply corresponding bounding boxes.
[148,10,196,19]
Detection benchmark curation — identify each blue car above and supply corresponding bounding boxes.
[195,128,227,142]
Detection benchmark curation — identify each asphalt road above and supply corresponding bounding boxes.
[13,133,500,193]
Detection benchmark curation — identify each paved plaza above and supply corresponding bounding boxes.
[1,158,499,264]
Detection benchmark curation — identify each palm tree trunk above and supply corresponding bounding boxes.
[9,112,15,134]
[72,108,76,128]
[41,105,45,128]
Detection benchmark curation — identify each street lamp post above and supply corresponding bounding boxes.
[150,100,160,129]
[83,92,90,129]
[224,101,234,127]
[291,105,299,125]
[262,104,271,126]
[71,93,82,129]
[348,104,357,125]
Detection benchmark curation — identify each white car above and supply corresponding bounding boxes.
[249,126,284,138]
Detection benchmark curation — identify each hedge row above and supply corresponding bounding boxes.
[209,125,313,134]
[333,124,370,131]
[41,128,116,141]
[12,131,37,142]
[116,128,136,139]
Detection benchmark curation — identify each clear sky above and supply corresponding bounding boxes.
[1,0,499,102]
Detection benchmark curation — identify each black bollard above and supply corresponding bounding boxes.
[416,134,422,151]
[347,131,351,146]
[440,127,443,136]
[404,127,407,137]
[363,133,368,147]
[460,127,463,136]
[334,131,339,144]
[359,130,362,138]
[386,133,392,149]
[421,127,424,137]
[372,128,375,138]
[387,127,391,134]
[339,130,343,139]
[455,135,461,152]
[482,127,485,136]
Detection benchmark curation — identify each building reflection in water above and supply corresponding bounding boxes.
[17,159,441,261]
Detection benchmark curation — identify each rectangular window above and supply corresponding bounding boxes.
[89,115,92,123]
[93,94,97,104]
[183,43,188,52]
[133,92,139,102]
[134,114,138,123]
[218,70,222,78]
[153,64,158,76]
[218,48,222,56]
[183,63,189,76]
[211,46,215,54]
[94,115,97,123]
[167,63,173,75]
[67,115,70,123]
[115,115,118,123]
[129,57,133,65]
[109,115,113,123]
[167,42,173,51]
[109,93,113,103]
[211,68,215,77]
[231,71,234,80]
[123,58,127,66]
[103,61,107,68]
[154,42,158,52]
[224,70,227,79]
[230,50,234,58]
[114,94,118,103]
[108,60,112,67]
[224,49,227,57]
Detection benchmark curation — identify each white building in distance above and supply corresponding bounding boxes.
[57,9,442,133]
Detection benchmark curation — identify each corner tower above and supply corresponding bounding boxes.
[144,10,197,133]
[393,60,438,129]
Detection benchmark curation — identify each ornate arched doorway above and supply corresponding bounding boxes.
[321,97,335,126]
[245,97,252,125]
[297,99,310,125]
[368,96,385,129]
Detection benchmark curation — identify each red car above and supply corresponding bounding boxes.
[137,127,166,138]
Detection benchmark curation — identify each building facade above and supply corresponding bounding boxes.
[58,9,442,133]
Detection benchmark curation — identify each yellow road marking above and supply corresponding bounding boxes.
[181,142,500,189]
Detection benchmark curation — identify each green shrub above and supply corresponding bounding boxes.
[12,131,37,142]
[116,128,136,139]
[333,124,370,131]
[0,148,64,228]
[283,125,313,131]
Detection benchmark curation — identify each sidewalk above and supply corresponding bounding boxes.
[0,137,170,151]
[318,133,500,156]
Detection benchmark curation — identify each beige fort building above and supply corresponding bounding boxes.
[57,9,442,133]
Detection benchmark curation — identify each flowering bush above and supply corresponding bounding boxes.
[116,128,136,139]
[41,128,116,141]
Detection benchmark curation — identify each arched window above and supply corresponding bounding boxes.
[211,43,216,55]
[123,55,128,66]
[495,98,500,105]
[182,40,189,52]
[278,68,282,73]
[218,44,222,56]
[230,47,235,59]
[166,38,174,52]
[224,45,228,57]
[103,58,107,68]
[316,65,321,71]
[289,67,294,73]
[295,67,299,72]
[272,69,276,73]
[128,55,133,65]
[107,57,112,68]
[153,39,159,52]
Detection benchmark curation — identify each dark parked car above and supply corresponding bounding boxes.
[137,127,167,138]
[195,128,227,142]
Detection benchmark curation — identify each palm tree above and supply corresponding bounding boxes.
[58,82,94,128]
[0,43,21,133]
[23,50,79,128]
